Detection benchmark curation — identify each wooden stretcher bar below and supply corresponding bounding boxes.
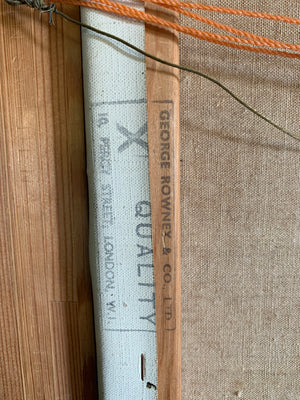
[146,5,182,400]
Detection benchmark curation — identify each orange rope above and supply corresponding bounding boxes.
[138,0,300,25]
[53,0,300,59]
[157,5,300,52]
[51,0,300,58]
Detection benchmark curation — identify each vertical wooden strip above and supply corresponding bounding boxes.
[50,302,82,400]
[0,121,24,400]
[145,6,181,400]
[0,3,97,399]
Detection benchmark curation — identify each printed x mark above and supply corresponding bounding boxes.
[117,122,148,153]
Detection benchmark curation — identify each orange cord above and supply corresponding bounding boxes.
[157,5,300,52]
[52,0,300,59]
[138,0,300,25]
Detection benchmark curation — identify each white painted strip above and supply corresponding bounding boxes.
[81,5,158,399]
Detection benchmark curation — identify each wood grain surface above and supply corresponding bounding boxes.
[145,6,181,400]
[0,3,97,399]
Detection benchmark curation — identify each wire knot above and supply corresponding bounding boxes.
[5,0,56,23]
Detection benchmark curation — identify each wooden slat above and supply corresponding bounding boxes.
[50,302,82,400]
[0,3,97,399]
[0,135,23,400]
[145,6,181,400]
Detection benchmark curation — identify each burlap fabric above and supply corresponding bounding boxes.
[180,1,300,399]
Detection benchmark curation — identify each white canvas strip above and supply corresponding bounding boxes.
[81,4,158,399]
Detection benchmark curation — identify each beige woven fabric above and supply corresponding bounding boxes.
[180,1,300,399]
